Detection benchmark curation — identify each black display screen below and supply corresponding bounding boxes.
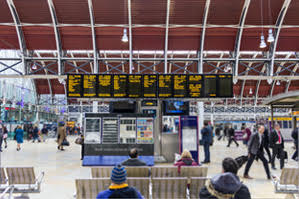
[204,75,217,97]
[218,74,233,97]
[128,75,142,98]
[163,101,189,115]
[158,75,172,98]
[113,75,127,98]
[67,74,82,97]
[98,75,112,97]
[188,74,203,98]
[173,74,188,98]
[143,74,158,98]
[83,74,97,97]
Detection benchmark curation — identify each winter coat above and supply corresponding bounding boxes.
[57,126,66,146]
[174,158,198,167]
[96,184,143,199]
[199,172,251,199]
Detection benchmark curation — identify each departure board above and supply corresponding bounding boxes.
[158,75,172,97]
[173,74,187,98]
[67,74,233,98]
[204,75,217,97]
[218,74,233,97]
[113,75,127,97]
[83,74,97,97]
[128,75,142,98]
[98,75,112,97]
[143,75,158,98]
[188,75,203,98]
[67,74,82,97]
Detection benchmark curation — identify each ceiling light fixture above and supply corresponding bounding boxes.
[260,35,267,48]
[249,88,253,95]
[267,29,274,43]
[32,64,37,70]
[122,28,128,42]
[276,80,280,86]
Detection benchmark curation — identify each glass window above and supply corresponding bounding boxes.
[283,121,288,129]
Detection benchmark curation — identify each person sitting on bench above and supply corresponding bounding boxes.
[121,148,147,166]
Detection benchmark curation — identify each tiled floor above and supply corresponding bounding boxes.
[1,136,298,199]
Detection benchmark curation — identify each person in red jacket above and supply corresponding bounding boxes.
[174,149,199,173]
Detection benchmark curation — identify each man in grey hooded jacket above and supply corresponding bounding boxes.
[199,157,251,199]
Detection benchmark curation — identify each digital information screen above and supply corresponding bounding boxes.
[204,75,217,97]
[98,75,112,97]
[188,75,203,98]
[67,74,232,98]
[173,74,187,98]
[218,74,233,97]
[83,74,97,97]
[143,75,158,98]
[158,75,172,98]
[67,74,82,97]
[113,75,127,97]
[128,75,142,98]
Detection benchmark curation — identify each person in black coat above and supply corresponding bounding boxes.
[291,127,298,161]
[121,148,147,166]
[227,125,239,147]
[243,125,271,179]
[263,128,271,162]
[269,123,285,170]
[200,157,251,199]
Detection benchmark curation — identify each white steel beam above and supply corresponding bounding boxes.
[164,0,171,74]
[128,0,133,74]
[234,0,251,77]
[6,0,26,74]
[36,52,53,97]
[269,0,292,76]
[87,0,98,73]
[48,0,63,75]
[198,0,211,73]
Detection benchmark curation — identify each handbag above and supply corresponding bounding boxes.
[75,137,83,145]
[62,139,70,146]
[199,140,204,145]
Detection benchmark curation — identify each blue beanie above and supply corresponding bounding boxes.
[111,164,127,184]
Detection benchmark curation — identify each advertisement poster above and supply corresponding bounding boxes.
[137,118,154,144]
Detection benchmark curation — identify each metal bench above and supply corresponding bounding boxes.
[0,168,8,191]
[180,166,208,178]
[0,185,14,199]
[152,177,188,199]
[189,177,209,199]
[6,167,44,193]
[151,166,179,178]
[91,167,150,178]
[273,167,299,194]
[75,178,150,199]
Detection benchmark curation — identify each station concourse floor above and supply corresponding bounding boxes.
[1,136,298,199]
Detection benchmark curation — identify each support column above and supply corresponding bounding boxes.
[271,105,274,130]
[92,101,98,113]
[155,99,162,156]
[198,101,204,140]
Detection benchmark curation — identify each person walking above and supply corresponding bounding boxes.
[15,125,24,151]
[57,122,67,151]
[41,125,48,142]
[243,125,271,180]
[3,125,8,149]
[201,121,212,164]
[263,128,272,162]
[291,127,298,161]
[32,125,40,143]
[270,123,285,170]
[227,125,239,147]
[0,121,4,152]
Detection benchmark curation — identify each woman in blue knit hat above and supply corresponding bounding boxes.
[96,164,143,199]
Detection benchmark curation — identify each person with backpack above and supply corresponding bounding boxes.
[0,121,4,152]
[41,125,48,142]
[96,164,143,199]
[291,127,298,161]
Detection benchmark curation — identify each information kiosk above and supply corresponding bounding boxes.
[83,113,155,166]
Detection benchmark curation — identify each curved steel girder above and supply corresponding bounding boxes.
[198,0,211,73]
[6,0,26,73]
[36,52,53,97]
[48,0,63,75]
[164,0,171,74]
[269,0,292,76]
[234,0,251,77]
[285,63,299,92]
[88,0,98,73]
